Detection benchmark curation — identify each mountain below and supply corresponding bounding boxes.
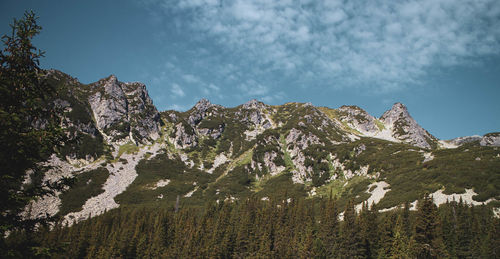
[25,70,500,224]
[326,103,438,149]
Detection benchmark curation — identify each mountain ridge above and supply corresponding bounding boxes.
[25,70,500,225]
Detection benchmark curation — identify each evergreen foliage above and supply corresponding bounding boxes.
[16,195,498,259]
[0,11,65,257]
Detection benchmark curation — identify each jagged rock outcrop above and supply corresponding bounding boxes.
[188,98,222,126]
[239,99,272,127]
[168,99,227,148]
[242,99,267,110]
[380,103,437,149]
[448,135,482,146]
[122,82,161,141]
[440,133,500,147]
[238,99,274,140]
[337,105,380,134]
[172,123,198,149]
[480,132,500,146]
[285,128,322,183]
[87,75,161,144]
[198,124,225,139]
[42,70,106,160]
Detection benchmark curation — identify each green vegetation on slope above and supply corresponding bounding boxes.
[59,167,109,216]
[35,196,500,258]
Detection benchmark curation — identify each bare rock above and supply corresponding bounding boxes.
[380,103,437,149]
[448,135,482,146]
[88,75,161,144]
[172,123,198,149]
[338,105,379,134]
[480,132,500,147]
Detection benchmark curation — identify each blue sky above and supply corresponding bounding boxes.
[1,0,499,140]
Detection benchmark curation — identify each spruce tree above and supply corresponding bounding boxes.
[414,193,447,259]
[0,10,65,257]
[390,214,411,259]
[359,201,379,259]
[318,198,339,257]
[339,199,364,259]
[455,200,472,258]
[377,212,396,258]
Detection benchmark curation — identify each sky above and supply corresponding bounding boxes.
[1,0,499,140]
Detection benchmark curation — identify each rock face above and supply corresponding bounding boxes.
[172,123,198,149]
[441,133,500,147]
[337,105,380,134]
[242,99,267,110]
[480,132,500,147]
[188,98,222,127]
[240,99,271,126]
[43,70,106,160]
[380,103,437,149]
[448,135,482,146]
[169,98,227,149]
[88,75,161,144]
[286,128,322,183]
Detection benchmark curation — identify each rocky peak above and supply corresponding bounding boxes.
[337,105,379,134]
[242,99,266,110]
[188,98,224,127]
[194,98,213,111]
[448,135,482,146]
[380,102,409,125]
[87,75,161,144]
[380,102,436,149]
[480,132,500,147]
[105,74,118,83]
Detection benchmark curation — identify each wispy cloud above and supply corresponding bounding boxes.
[166,103,189,111]
[261,91,286,104]
[208,83,220,92]
[171,83,185,97]
[200,83,223,100]
[238,80,269,96]
[143,0,500,91]
[182,74,200,84]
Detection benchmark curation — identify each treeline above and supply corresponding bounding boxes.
[6,195,500,258]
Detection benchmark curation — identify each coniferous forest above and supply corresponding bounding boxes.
[5,195,497,259]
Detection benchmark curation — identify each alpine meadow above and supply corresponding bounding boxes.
[1,2,500,259]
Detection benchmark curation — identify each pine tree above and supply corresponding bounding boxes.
[0,11,71,259]
[339,199,364,259]
[390,214,411,259]
[377,211,396,258]
[484,217,500,259]
[299,205,316,259]
[0,11,65,256]
[273,199,293,258]
[414,193,447,259]
[455,199,472,258]
[318,197,339,258]
[359,201,379,259]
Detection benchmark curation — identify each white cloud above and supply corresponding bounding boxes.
[145,0,500,91]
[238,81,269,96]
[208,83,220,91]
[166,103,189,111]
[171,83,185,97]
[261,91,286,104]
[182,74,200,84]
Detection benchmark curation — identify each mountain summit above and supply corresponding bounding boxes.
[379,102,438,149]
[332,103,437,149]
